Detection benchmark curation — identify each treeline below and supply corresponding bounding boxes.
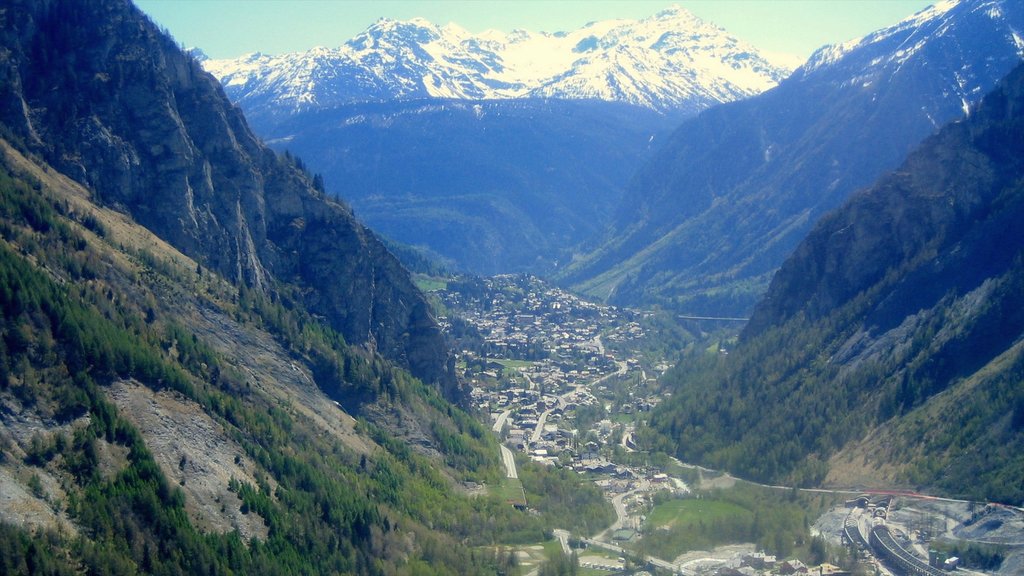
[638,69,1024,503]
[0,159,614,573]
[234,279,500,481]
[537,548,578,576]
[932,540,1006,571]
[521,462,615,538]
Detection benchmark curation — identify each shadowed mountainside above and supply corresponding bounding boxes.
[644,61,1024,502]
[562,0,1024,317]
[0,0,457,396]
[0,0,614,573]
[256,98,671,275]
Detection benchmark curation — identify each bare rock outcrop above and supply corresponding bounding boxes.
[0,0,460,401]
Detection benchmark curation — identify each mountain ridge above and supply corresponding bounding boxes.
[560,0,1024,316]
[201,4,791,117]
[0,0,457,397]
[193,4,792,278]
[253,97,672,275]
[0,0,613,572]
[643,59,1024,501]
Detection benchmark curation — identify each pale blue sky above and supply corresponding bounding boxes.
[135,0,934,62]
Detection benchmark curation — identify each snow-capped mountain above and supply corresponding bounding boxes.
[560,0,1024,315]
[796,0,1024,115]
[201,5,791,115]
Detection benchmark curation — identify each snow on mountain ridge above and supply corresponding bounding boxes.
[202,4,792,114]
[800,0,1004,75]
[793,0,1023,122]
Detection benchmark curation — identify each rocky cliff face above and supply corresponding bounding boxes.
[747,59,1024,338]
[0,0,456,397]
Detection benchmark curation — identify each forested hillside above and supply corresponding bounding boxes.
[0,0,456,396]
[0,146,610,573]
[0,0,612,573]
[642,61,1024,504]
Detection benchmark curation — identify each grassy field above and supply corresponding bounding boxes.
[511,539,566,575]
[494,359,536,371]
[412,274,448,292]
[492,476,527,507]
[646,498,750,530]
[638,483,843,562]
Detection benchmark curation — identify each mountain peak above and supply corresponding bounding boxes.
[354,16,441,45]
[203,6,792,115]
[652,4,700,21]
[801,0,1005,75]
[562,0,1024,316]
[187,47,209,62]
[0,0,458,393]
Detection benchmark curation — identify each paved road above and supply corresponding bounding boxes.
[552,529,571,555]
[492,408,512,433]
[594,478,650,541]
[528,356,623,448]
[530,407,552,445]
[871,525,943,576]
[621,425,635,452]
[592,360,628,387]
[500,445,518,479]
[580,536,692,575]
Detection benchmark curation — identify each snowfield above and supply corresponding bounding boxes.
[200,5,794,114]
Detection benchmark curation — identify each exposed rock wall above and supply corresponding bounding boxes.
[0,0,457,397]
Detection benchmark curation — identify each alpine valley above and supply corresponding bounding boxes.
[0,0,610,573]
[561,0,1024,316]
[199,6,792,276]
[2,0,1024,575]
[645,58,1024,500]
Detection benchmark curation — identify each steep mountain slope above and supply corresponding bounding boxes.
[644,61,1024,503]
[202,5,789,119]
[0,0,613,573]
[0,135,613,574]
[0,139,504,573]
[258,98,670,274]
[562,0,1024,316]
[0,0,455,396]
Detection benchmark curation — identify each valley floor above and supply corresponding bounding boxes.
[437,274,1024,575]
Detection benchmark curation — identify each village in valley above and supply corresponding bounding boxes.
[437,274,665,471]
[430,274,1024,576]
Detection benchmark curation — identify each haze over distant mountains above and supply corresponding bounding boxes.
[200,0,1024,302]
[256,98,670,275]
[562,0,1024,315]
[200,5,791,117]
[198,5,796,275]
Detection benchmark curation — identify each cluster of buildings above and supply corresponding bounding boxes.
[442,274,663,471]
[440,274,878,576]
[440,274,638,365]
